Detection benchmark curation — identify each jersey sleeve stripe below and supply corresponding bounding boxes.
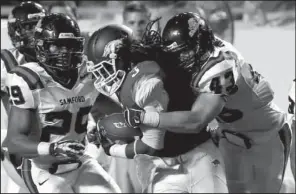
[11,66,44,90]
[20,66,44,88]
[18,56,26,65]
[1,49,19,72]
[192,50,225,87]
[21,159,39,193]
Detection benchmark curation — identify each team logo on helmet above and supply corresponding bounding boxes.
[102,39,124,58]
[27,12,46,20]
[58,33,75,38]
[165,42,178,52]
[113,122,127,128]
[188,15,205,37]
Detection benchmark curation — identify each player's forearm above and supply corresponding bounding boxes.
[6,135,50,159]
[109,140,159,159]
[143,111,207,133]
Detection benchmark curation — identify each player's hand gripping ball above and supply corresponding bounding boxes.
[97,113,143,143]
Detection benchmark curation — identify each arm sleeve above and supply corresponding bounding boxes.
[132,74,169,149]
[198,59,239,102]
[6,73,36,109]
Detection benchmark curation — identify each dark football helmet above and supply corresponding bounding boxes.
[7,1,47,60]
[162,12,215,73]
[34,13,84,70]
[34,13,85,87]
[86,24,133,96]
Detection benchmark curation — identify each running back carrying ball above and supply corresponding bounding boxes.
[97,113,142,143]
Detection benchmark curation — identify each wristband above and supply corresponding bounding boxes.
[37,142,51,156]
[109,144,127,158]
[142,111,160,127]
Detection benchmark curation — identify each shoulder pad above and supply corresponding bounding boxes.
[192,51,239,96]
[1,49,19,72]
[119,61,164,108]
[10,65,44,90]
[131,61,164,79]
[191,50,226,88]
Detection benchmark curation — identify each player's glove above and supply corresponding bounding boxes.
[49,140,85,160]
[96,121,115,156]
[123,107,144,128]
[86,127,101,148]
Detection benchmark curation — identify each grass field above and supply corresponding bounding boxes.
[1,7,295,192]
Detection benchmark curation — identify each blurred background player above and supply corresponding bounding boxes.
[125,12,294,193]
[122,1,160,41]
[3,13,121,193]
[122,1,151,41]
[1,1,47,193]
[47,1,92,55]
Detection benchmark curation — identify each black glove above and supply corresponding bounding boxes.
[123,107,144,128]
[97,122,115,156]
[49,140,85,160]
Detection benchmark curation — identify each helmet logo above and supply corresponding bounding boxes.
[28,12,45,20]
[165,42,178,51]
[188,16,204,37]
[58,33,75,38]
[113,122,127,128]
[102,39,123,58]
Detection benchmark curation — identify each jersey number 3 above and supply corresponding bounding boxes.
[41,107,92,142]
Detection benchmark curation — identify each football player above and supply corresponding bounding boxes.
[87,24,228,193]
[47,1,92,55]
[124,12,294,193]
[1,1,47,193]
[122,2,151,41]
[3,13,121,193]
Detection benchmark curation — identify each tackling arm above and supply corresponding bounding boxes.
[128,60,238,133]
[156,93,225,133]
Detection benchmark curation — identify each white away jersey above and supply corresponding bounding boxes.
[6,62,99,167]
[192,38,286,143]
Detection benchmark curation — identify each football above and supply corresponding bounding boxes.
[97,113,142,143]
